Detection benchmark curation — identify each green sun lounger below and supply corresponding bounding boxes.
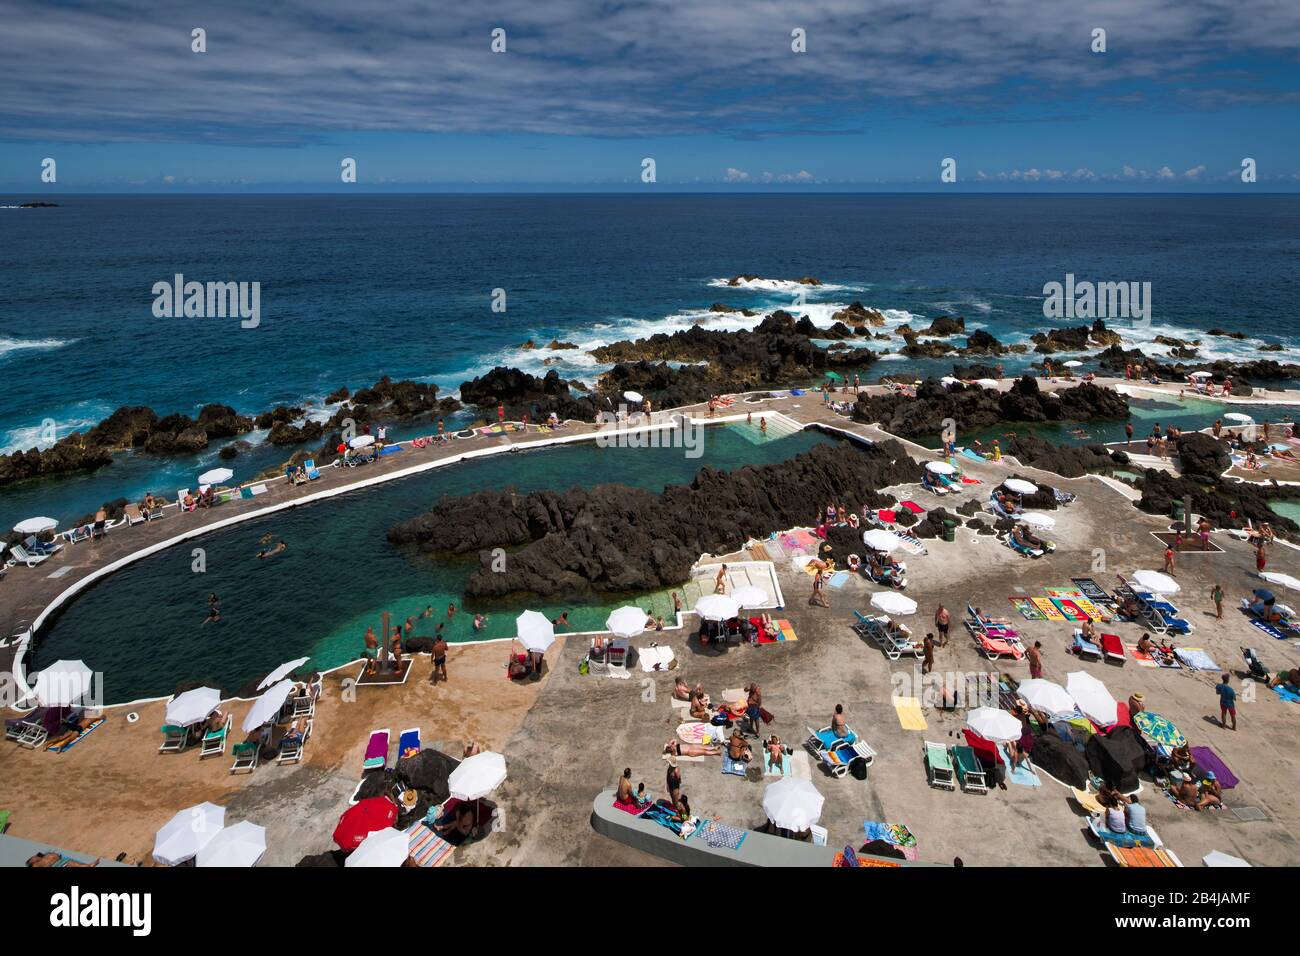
[924,740,955,790]
[952,745,988,794]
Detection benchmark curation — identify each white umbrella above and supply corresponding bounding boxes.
[1003,478,1038,495]
[925,460,956,475]
[448,751,507,801]
[731,585,769,608]
[13,516,57,535]
[515,610,556,653]
[863,529,903,552]
[966,706,1024,742]
[348,434,376,449]
[762,778,824,831]
[1016,679,1076,717]
[1133,569,1180,594]
[606,606,647,637]
[153,802,225,865]
[1019,512,1056,529]
[623,390,644,405]
[257,657,310,691]
[166,687,222,727]
[345,827,409,868]
[695,594,740,621]
[1190,370,1213,379]
[242,679,295,733]
[1202,850,1250,867]
[1062,360,1083,368]
[1259,571,1300,590]
[33,659,93,707]
[870,591,917,616]
[196,820,266,868]
[976,378,999,388]
[197,467,233,486]
[1223,412,1253,424]
[1066,671,1118,725]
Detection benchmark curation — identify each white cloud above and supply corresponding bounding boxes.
[723,167,750,182]
[1184,164,1207,179]
[1156,166,1176,179]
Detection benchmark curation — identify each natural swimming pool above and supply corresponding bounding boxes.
[32,422,836,703]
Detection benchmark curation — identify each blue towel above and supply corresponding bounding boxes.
[828,570,850,588]
[998,744,1041,787]
[1274,685,1300,704]
[721,753,748,776]
[1249,618,1289,640]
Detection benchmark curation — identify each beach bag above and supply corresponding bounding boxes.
[850,757,869,780]
[578,659,589,675]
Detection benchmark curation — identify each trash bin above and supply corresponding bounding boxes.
[1171,502,1184,521]
[942,520,957,543]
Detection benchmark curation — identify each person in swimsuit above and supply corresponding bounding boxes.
[27,852,97,868]
[727,728,753,762]
[666,756,682,803]
[616,767,638,805]
[714,564,728,594]
[765,735,785,773]
[831,703,849,738]
[431,635,449,684]
[672,677,691,701]
[202,605,221,624]
[665,738,721,758]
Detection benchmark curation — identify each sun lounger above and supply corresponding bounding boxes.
[1072,630,1102,661]
[5,708,47,742]
[398,727,422,760]
[230,741,259,774]
[973,630,1025,661]
[964,605,1019,639]
[159,724,189,754]
[1002,533,1044,558]
[1100,632,1126,665]
[304,459,321,480]
[925,740,956,790]
[816,738,875,778]
[1107,843,1182,868]
[951,745,988,794]
[199,714,232,758]
[278,718,312,765]
[64,525,91,544]
[7,545,49,567]
[363,728,390,770]
[124,504,146,526]
[805,724,857,757]
[1086,813,1156,849]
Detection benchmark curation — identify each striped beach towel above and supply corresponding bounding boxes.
[1050,598,1089,623]
[406,822,455,867]
[1073,597,1111,622]
[776,619,798,642]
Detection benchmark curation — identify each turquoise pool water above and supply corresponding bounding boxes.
[33,423,835,703]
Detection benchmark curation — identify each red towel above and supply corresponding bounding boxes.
[877,509,897,523]
[900,501,925,514]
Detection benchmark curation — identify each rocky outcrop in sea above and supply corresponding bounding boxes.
[387,440,922,600]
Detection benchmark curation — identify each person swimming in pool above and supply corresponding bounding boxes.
[257,540,287,560]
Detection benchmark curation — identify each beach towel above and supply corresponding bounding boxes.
[828,570,850,588]
[1050,598,1089,623]
[1248,618,1289,641]
[1074,597,1111,622]
[1175,647,1220,671]
[892,697,928,731]
[776,620,798,642]
[1190,746,1239,789]
[1031,597,1067,622]
[862,821,918,859]
[641,802,688,837]
[960,447,986,462]
[1126,643,1159,668]
[405,822,456,867]
[1272,684,1300,704]
[764,751,792,777]
[240,486,255,500]
[397,729,421,760]
[960,475,982,484]
[1165,789,1223,812]
[45,717,105,753]
[998,745,1042,787]
[1010,596,1045,621]
[721,753,747,777]
[1044,587,1084,599]
[1072,578,1112,603]
[899,501,925,514]
[1088,817,1155,849]
[363,730,389,769]
[639,645,676,671]
[876,509,897,524]
[692,820,748,851]
[1111,845,1180,867]
[677,722,723,746]
[379,444,404,456]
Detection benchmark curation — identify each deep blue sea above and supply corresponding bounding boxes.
[5,194,1300,701]
[2,194,1299,529]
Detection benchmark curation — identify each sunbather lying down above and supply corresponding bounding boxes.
[665,738,721,758]
[27,852,98,867]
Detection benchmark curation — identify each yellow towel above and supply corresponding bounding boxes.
[1073,788,1104,814]
[892,697,928,731]
[1031,597,1066,622]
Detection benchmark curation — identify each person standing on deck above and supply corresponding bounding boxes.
[715,564,728,594]
[431,634,449,684]
[809,569,830,608]
[1212,583,1225,620]
[1027,641,1044,679]
[1256,541,1268,574]
[1163,545,1176,576]
[922,633,935,675]
[934,605,950,647]
[1125,422,1134,447]
[1215,674,1237,731]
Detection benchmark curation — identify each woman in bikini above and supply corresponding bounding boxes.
[665,738,721,758]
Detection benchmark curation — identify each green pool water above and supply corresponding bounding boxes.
[33,424,835,703]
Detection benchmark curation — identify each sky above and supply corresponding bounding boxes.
[0,0,1298,192]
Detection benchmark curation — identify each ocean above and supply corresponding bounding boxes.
[2,193,1299,528]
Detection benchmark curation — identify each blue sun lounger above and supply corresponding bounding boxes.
[1073,629,1102,661]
